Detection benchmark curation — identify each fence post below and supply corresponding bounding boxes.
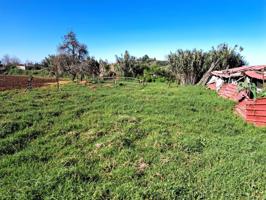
[26,75,33,91]
[56,73,60,90]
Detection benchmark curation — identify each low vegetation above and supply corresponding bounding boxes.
[0,82,265,199]
[6,68,50,77]
[1,31,247,86]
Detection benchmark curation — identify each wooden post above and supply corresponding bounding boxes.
[26,75,33,91]
[56,74,59,90]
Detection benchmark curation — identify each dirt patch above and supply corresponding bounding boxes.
[0,75,69,91]
[45,80,70,87]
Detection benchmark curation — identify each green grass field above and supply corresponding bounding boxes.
[0,82,265,199]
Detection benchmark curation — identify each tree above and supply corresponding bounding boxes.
[198,44,246,85]
[206,44,245,70]
[1,54,21,66]
[47,54,73,88]
[83,57,100,78]
[141,54,150,62]
[42,54,71,75]
[99,59,111,77]
[42,55,56,69]
[168,44,247,85]
[56,31,90,80]
[58,31,88,64]
[59,57,101,82]
[116,50,136,77]
[168,49,206,84]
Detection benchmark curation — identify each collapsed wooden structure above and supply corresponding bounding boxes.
[207,65,266,126]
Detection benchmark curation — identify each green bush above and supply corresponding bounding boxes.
[7,67,50,77]
[143,65,170,82]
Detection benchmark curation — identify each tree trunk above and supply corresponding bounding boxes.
[56,72,60,90]
[197,59,220,86]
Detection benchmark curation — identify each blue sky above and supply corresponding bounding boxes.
[0,0,265,64]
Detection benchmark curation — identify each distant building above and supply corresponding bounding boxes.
[16,65,26,70]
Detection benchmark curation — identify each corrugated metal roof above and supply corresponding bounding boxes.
[235,98,266,127]
[244,71,266,80]
[211,65,266,78]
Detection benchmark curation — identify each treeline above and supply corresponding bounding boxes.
[42,32,167,82]
[1,31,247,85]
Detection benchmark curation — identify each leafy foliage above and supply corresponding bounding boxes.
[99,59,112,77]
[143,65,169,82]
[1,54,21,66]
[116,50,136,77]
[6,68,50,77]
[258,89,266,98]
[238,80,257,98]
[82,57,100,78]
[58,31,88,63]
[168,44,246,85]
[206,44,246,71]
[168,49,206,84]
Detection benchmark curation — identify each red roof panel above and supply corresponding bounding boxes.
[211,65,266,78]
[244,71,266,80]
